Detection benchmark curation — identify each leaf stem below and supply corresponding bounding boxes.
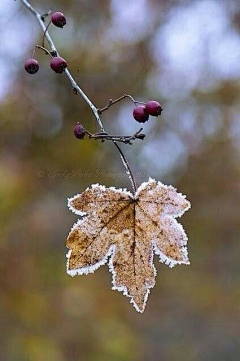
[113,142,137,192]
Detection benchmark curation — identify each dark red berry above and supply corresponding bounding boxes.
[145,101,163,116]
[24,58,39,74]
[50,57,67,73]
[74,123,86,139]
[51,12,66,28]
[133,105,149,123]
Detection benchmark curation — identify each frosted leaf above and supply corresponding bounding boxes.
[66,178,191,313]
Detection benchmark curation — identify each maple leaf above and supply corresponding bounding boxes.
[66,178,191,313]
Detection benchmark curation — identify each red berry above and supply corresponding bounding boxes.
[74,123,86,139]
[51,12,66,28]
[145,101,163,116]
[133,105,149,123]
[50,57,67,73]
[24,58,39,74]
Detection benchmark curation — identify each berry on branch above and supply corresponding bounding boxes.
[133,105,149,123]
[145,101,163,117]
[24,58,39,74]
[51,12,67,28]
[50,56,67,73]
[74,123,86,139]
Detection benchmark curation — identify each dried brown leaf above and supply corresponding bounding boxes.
[66,178,191,312]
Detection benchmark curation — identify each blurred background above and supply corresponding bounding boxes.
[1,0,240,360]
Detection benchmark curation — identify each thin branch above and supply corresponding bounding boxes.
[86,128,145,144]
[98,94,145,114]
[20,0,138,192]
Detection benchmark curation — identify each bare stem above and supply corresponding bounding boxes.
[85,128,145,144]
[20,0,138,192]
[98,94,145,114]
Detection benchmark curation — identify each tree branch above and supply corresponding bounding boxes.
[19,0,138,192]
[20,0,104,131]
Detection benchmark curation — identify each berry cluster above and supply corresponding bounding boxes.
[74,100,163,140]
[133,101,163,123]
[24,12,67,75]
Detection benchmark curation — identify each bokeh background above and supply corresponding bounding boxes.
[1,0,240,360]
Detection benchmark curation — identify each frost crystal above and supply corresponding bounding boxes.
[66,178,191,313]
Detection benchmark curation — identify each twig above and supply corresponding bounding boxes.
[19,0,138,192]
[98,94,145,114]
[85,128,145,144]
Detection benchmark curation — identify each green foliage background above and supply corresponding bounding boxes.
[0,0,240,360]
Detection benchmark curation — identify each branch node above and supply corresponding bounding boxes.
[41,9,52,22]
[50,50,58,57]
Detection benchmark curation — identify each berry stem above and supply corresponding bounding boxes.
[35,45,53,57]
[42,20,51,48]
[20,0,138,193]
[31,46,36,58]
[98,94,145,114]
